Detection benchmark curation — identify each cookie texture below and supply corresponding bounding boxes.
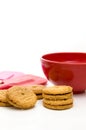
[0,90,11,107]
[7,86,37,109]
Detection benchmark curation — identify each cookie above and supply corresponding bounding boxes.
[43,98,73,106]
[29,85,46,99]
[43,85,72,95]
[0,90,11,107]
[43,92,73,100]
[43,102,73,110]
[43,86,72,99]
[7,86,37,109]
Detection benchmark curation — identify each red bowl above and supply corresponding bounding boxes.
[41,52,86,93]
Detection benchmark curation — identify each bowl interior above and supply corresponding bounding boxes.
[42,52,86,63]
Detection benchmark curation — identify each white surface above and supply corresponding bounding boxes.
[0,0,86,130]
[0,93,86,130]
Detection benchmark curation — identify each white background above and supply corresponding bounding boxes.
[0,0,86,130]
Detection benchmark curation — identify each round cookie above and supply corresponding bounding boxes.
[29,85,46,94]
[29,85,46,99]
[7,86,37,109]
[43,86,72,95]
[43,102,73,110]
[0,90,11,107]
[42,92,73,100]
[43,98,73,106]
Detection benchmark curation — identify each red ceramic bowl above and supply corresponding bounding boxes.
[41,52,86,93]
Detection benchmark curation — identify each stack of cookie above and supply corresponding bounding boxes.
[42,86,73,110]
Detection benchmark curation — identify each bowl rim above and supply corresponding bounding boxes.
[41,52,86,65]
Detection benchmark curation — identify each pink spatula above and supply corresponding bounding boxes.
[0,74,47,90]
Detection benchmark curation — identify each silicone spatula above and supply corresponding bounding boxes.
[0,74,47,89]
